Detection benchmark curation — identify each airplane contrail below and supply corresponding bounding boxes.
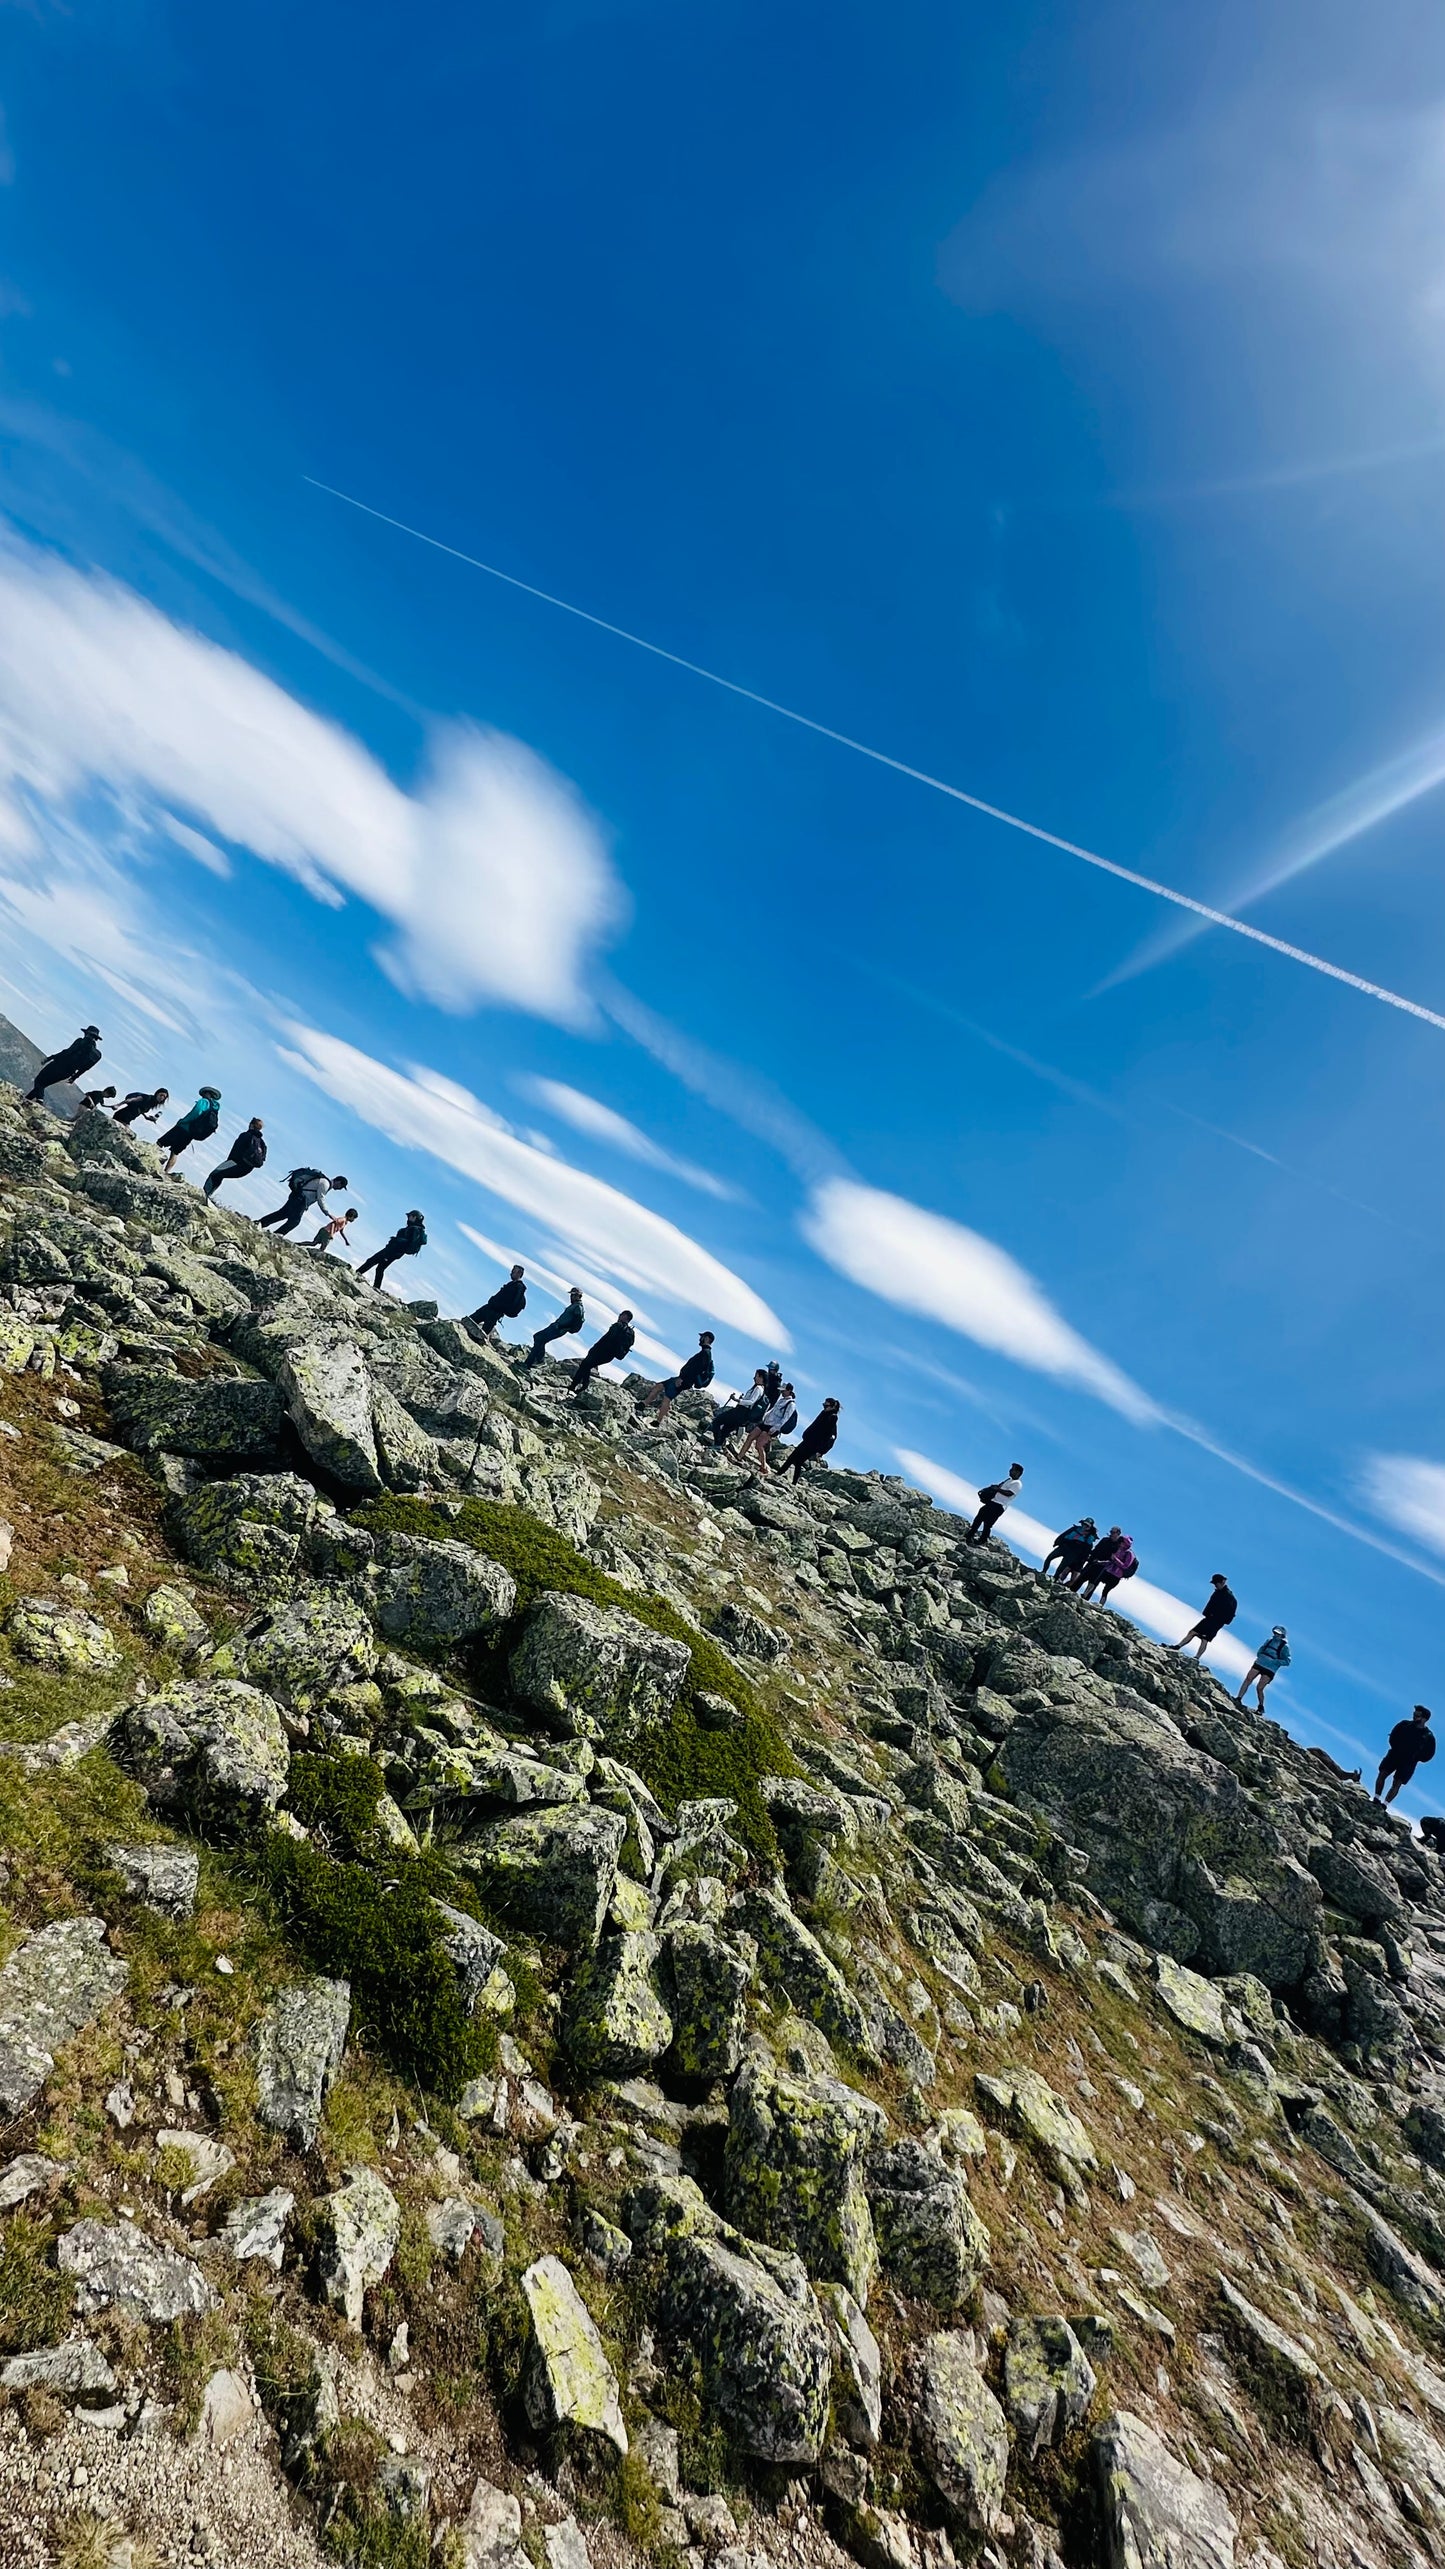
[305,475,1445,1036]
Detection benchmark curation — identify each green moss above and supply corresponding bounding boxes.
[288,1750,387,1860]
[354,1494,795,1861]
[258,1835,498,2101]
[0,2213,73,2355]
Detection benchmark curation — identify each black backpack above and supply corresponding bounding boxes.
[288,1166,325,1191]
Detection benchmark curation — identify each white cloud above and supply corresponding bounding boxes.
[897,1448,1256,1677]
[525,1076,736,1198]
[0,527,622,1021]
[284,1022,787,1344]
[1362,1452,1445,1555]
[804,1177,1155,1421]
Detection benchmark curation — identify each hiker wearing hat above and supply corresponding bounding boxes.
[25,1024,103,1104]
[1235,1627,1291,1714]
[639,1331,716,1420]
[158,1087,223,1173]
[1375,1705,1436,1807]
[258,1168,349,1235]
[1045,1517,1096,1582]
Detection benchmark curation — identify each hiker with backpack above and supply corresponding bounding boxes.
[1235,1626,1291,1713]
[711,1368,769,1450]
[202,1117,267,1199]
[737,1380,799,1473]
[1075,1527,1137,1605]
[258,1166,349,1235]
[1168,1573,1238,1662]
[24,1025,102,1104]
[968,1464,1024,1546]
[779,1396,841,1480]
[356,1210,427,1292]
[1375,1705,1436,1806]
[568,1309,636,1396]
[112,1086,169,1128]
[639,1331,716,1420]
[158,1087,223,1174]
[467,1265,527,1340]
[524,1286,585,1371]
[1045,1517,1096,1581]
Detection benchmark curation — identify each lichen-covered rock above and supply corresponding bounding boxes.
[168,1470,318,1590]
[818,2281,882,2448]
[734,1884,873,2055]
[317,2165,401,2325]
[914,2330,1009,2533]
[103,1366,284,1462]
[220,2189,295,2270]
[278,1333,383,1491]
[233,1588,377,1710]
[653,2223,832,2464]
[1216,2274,1327,2441]
[373,1532,516,1647]
[1094,2410,1236,2569]
[1152,1954,1229,2046]
[663,1921,755,2080]
[725,2056,884,2305]
[509,1590,691,1744]
[434,1903,514,2016]
[370,1380,444,1491]
[58,2219,215,2323]
[141,1582,211,1660]
[103,1840,200,1920]
[520,2254,628,2453]
[0,2338,118,2398]
[0,1917,129,2117]
[7,1594,121,1672]
[565,1931,673,2082]
[1306,1837,1404,1928]
[974,2068,1097,2197]
[119,1677,288,1833]
[253,1977,351,2148]
[75,1166,200,1236]
[461,1804,625,1949]
[712,1600,789,1663]
[1003,2316,1096,2459]
[867,2140,990,2313]
[524,1463,602,1548]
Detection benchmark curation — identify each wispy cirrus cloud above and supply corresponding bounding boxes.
[0,524,623,1022]
[522,1076,736,1199]
[1362,1452,1445,1556]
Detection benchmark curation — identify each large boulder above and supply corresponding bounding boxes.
[373,1532,516,1648]
[75,1166,200,1237]
[520,2256,628,2453]
[461,1805,626,1950]
[725,2056,884,2305]
[118,1677,289,1833]
[509,1591,691,1745]
[277,1334,383,1491]
[1094,2410,1236,2569]
[253,1978,351,2148]
[1003,2316,1096,2458]
[564,1931,673,2082]
[168,1470,319,1591]
[102,1366,284,1463]
[232,1589,377,1712]
[58,2219,215,2323]
[317,2166,401,2325]
[663,1921,755,2081]
[0,1917,129,2118]
[103,1841,200,1920]
[867,2140,990,2313]
[914,2331,1009,2534]
[733,1885,873,2055]
[6,1595,121,1673]
[818,2282,883,2448]
[650,2218,832,2464]
[370,1382,443,1492]
[1306,1838,1405,1929]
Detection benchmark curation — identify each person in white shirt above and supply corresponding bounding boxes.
[737,1383,799,1475]
[967,1463,1023,1546]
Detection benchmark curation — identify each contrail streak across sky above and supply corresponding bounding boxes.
[305,476,1445,1036]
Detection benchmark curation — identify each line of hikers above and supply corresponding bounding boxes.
[22,1024,428,1293]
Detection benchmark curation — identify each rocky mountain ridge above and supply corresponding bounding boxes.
[0,1080,1443,2568]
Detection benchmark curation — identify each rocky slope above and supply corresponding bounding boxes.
[1,1082,1444,2569]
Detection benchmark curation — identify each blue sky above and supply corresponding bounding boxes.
[2,0,1445,1798]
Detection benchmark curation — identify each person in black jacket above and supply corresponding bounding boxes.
[113,1087,169,1128]
[1375,1706,1436,1806]
[158,1088,222,1173]
[569,1310,636,1396]
[524,1287,585,1371]
[1168,1573,1237,1662]
[467,1265,527,1340]
[712,1369,769,1449]
[79,1085,117,1111]
[25,1026,102,1103]
[202,1117,267,1199]
[640,1331,716,1419]
[779,1396,841,1480]
[357,1210,427,1292]
[258,1169,347,1235]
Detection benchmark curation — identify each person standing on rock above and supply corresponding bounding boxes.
[1168,1573,1237,1661]
[779,1395,841,1479]
[1045,1516,1096,1581]
[202,1116,267,1199]
[24,1025,102,1104]
[258,1167,348,1235]
[158,1087,222,1174]
[1235,1626,1291,1714]
[1076,1527,1137,1605]
[523,1285,585,1370]
[968,1464,1024,1546]
[737,1380,799,1473]
[357,1209,428,1292]
[467,1265,527,1341]
[112,1086,169,1128]
[711,1367,769,1450]
[569,1310,636,1395]
[640,1331,716,1420]
[1374,1705,1436,1806]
